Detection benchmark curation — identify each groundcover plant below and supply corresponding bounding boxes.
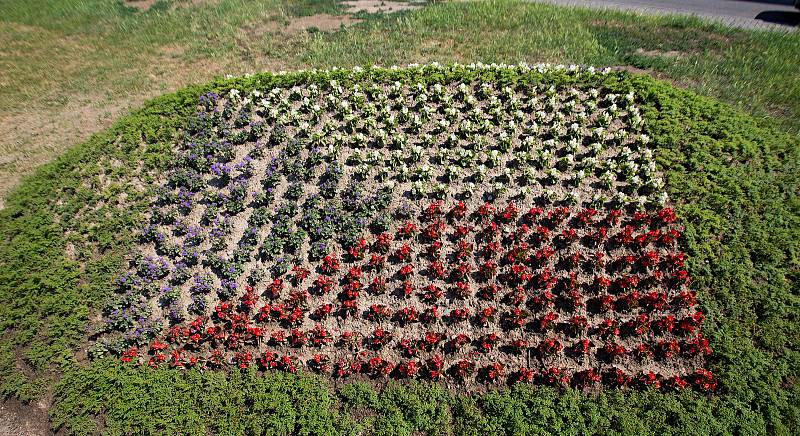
[92,64,713,392]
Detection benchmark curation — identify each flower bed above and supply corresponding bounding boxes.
[95,64,713,392]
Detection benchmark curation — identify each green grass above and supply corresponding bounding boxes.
[0,0,799,434]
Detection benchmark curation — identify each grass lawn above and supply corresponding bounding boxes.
[0,0,798,434]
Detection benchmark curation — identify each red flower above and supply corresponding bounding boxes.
[513,367,535,383]
[398,338,418,358]
[678,311,705,335]
[478,333,500,352]
[368,304,392,321]
[477,202,495,221]
[690,369,717,393]
[602,341,626,361]
[452,281,471,299]
[481,241,502,259]
[655,207,677,224]
[509,339,528,354]
[658,339,680,359]
[684,334,711,356]
[502,308,529,329]
[478,284,500,301]
[288,328,307,347]
[427,240,443,258]
[368,327,392,349]
[571,339,591,356]
[455,240,473,259]
[396,221,418,239]
[538,312,558,332]
[606,209,622,225]
[447,333,471,352]
[425,355,444,379]
[309,354,330,373]
[574,368,601,387]
[607,368,631,387]
[397,360,419,378]
[666,375,688,390]
[499,202,519,222]
[537,337,563,357]
[429,260,445,279]
[421,284,443,303]
[149,340,168,352]
[481,362,504,383]
[347,238,368,260]
[541,367,570,387]
[576,208,597,225]
[672,290,696,308]
[421,331,444,351]
[367,357,393,377]
[312,303,333,320]
[398,306,419,324]
[399,280,414,297]
[234,351,252,369]
[308,324,333,347]
[424,220,445,240]
[258,351,278,370]
[529,291,555,309]
[425,200,443,218]
[477,306,496,326]
[450,261,470,280]
[313,275,334,294]
[398,264,414,278]
[121,347,138,363]
[652,315,675,333]
[448,308,470,323]
[368,254,386,271]
[450,359,476,379]
[560,228,578,242]
[568,315,588,335]
[395,243,412,262]
[266,278,284,299]
[524,207,543,224]
[632,343,653,359]
[241,286,258,311]
[373,232,393,253]
[369,276,387,295]
[449,201,467,219]
[421,306,440,325]
[637,371,661,389]
[321,253,340,274]
[340,299,358,316]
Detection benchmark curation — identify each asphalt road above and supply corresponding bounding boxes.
[532,0,800,29]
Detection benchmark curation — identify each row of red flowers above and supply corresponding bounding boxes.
[121,345,715,392]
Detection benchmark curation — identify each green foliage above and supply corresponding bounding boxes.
[51,360,346,435]
[0,84,204,400]
[0,67,796,434]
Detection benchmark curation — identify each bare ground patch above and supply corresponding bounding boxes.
[342,0,423,14]
[122,0,157,11]
[0,39,288,208]
[285,14,363,33]
[0,398,52,436]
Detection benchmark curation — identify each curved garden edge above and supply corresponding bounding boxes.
[0,65,796,435]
